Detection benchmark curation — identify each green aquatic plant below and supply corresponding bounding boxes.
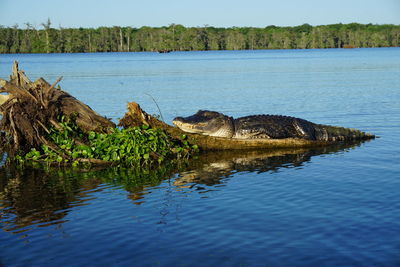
[14,115,198,167]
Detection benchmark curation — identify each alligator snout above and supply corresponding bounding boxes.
[172,117,186,127]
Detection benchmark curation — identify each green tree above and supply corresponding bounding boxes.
[0,23,399,53]
[41,18,52,53]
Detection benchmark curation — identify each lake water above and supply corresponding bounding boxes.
[1,48,400,266]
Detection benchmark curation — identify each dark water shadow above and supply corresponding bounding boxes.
[0,140,369,233]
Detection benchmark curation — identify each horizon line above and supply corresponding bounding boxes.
[3,21,400,30]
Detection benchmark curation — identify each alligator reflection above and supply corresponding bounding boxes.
[174,142,363,187]
[0,141,366,233]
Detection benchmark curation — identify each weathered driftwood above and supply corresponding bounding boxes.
[119,102,339,150]
[0,61,115,153]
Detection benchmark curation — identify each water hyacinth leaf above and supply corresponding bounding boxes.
[16,120,197,166]
[88,131,96,140]
[112,151,119,161]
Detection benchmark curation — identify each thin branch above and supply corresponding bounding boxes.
[145,93,165,122]
[2,82,38,103]
[9,107,19,149]
[36,120,50,134]
[43,76,63,107]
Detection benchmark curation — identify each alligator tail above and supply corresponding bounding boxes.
[314,124,375,141]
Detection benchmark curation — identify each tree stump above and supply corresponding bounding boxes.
[0,61,115,153]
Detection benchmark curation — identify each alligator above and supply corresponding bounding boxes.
[172,110,375,141]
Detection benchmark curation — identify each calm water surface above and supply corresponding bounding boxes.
[1,48,400,266]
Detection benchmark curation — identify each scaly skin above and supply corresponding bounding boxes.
[172,110,375,141]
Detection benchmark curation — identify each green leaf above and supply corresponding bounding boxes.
[88,131,96,140]
[112,151,119,161]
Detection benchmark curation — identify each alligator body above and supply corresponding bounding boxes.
[172,110,375,141]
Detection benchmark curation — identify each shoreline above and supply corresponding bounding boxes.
[1,46,399,55]
[2,23,399,54]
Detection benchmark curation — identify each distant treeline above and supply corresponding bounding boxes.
[1,21,399,53]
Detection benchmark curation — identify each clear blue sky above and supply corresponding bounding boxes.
[1,0,399,28]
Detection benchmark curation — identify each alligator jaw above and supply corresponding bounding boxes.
[172,119,203,134]
[173,119,234,137]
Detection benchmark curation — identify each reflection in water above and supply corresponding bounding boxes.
[174,142,365,187]
[0,141,367,234]
[0,164,179,234]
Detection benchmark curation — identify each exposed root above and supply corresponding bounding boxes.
[0,61,115,154]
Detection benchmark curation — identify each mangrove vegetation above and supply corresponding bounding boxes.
[0,21,399,53]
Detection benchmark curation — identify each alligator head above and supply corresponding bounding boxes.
[172,110,235,138]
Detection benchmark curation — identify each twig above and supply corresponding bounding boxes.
[9,107,19,149]
[2,82,38,103]
[44,76,63,96]
[145,93,165,122]
[49,119,63,131]
[36,120,50,134]
[43,76,63,107]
